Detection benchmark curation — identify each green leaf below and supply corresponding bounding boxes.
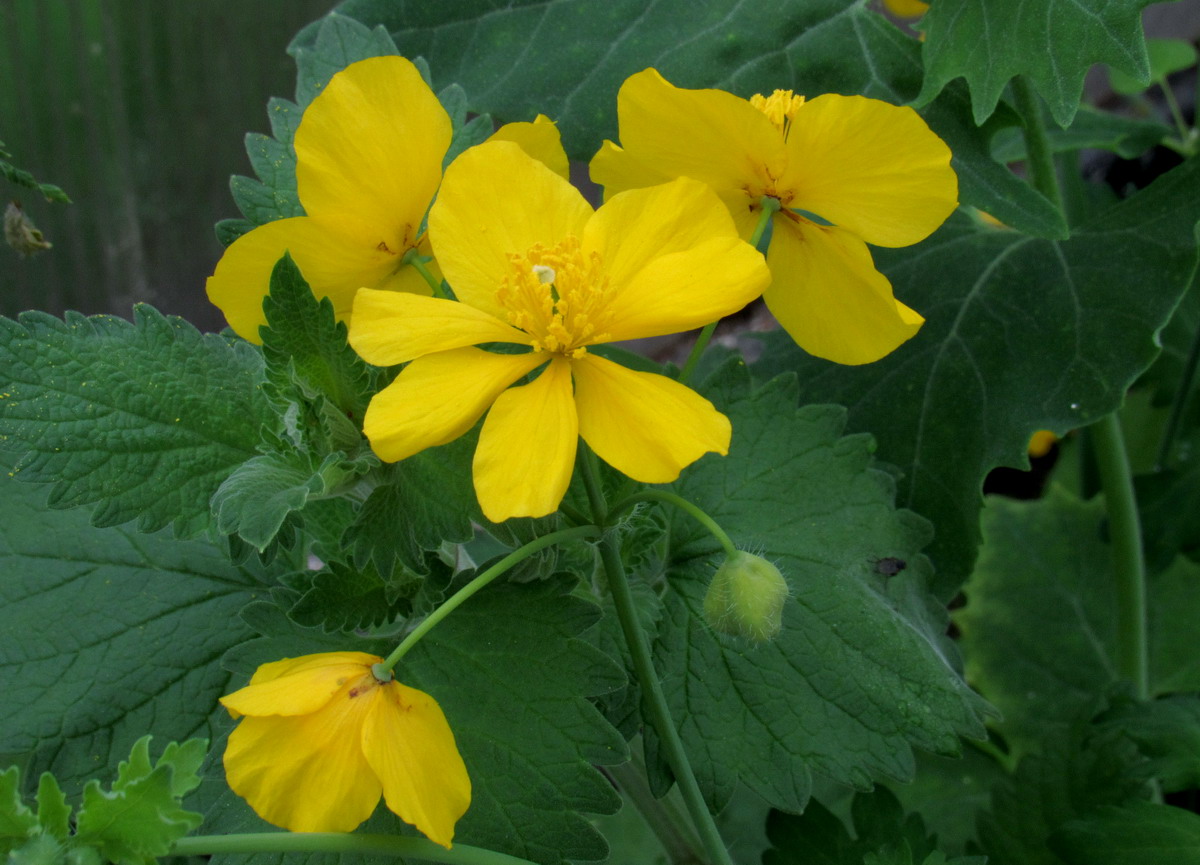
[1051,801,1200,864]
[74,736,204,865]
[7,834,65,865]
[327,0,1066,237]
[0,140,70,203]
[228,98,304,230]
[1110,38,1198,95]
[286,558,452,632]
[1096,695,1200,792]
[916,0,1154,126]
[34,775,70,841]
[0,465,270,793]
[214,217,254,246]
[289,12,399,108]
[990,105,1169,162]
[0,767,38,853]
[752,156,1200,598]
[955,489,1200,756]
[0,305,271,536]
[651,368,988,814]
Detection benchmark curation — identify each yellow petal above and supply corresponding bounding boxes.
[489,114,571,179]
[883,0,929,17]
[591,69,784,205]
[588,140,675,202]
[223,677,384,832]
[206,217,405,343]
[430,141,593,319]
[573,353,730,483]
[582,178,769,341]
[295,56,451,254]
[350,291,530,366]
[764,218,923,365]
[364,348,545,462]
[473,358,577,521]
[781,94,957,248]
[361,681,471,849]
[222,652,381,718]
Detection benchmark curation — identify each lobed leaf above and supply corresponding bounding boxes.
[1050,801,1200,864]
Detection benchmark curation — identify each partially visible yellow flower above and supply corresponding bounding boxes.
[220,651,470,847]
[883,0,929,18]
[590,69,958,366]
[206,56,451,342]
[1028,429,1057,458]
[348,140,770,522]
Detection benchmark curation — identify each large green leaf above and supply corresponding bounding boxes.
[916,0,1154,126]
[0,466,269,794]
[315,0,1066,237]
[955,488,1200,755]
[649,367,988,814]
[0,305,270,536]
[752,156,1200,598]
[1050,801,1200,865]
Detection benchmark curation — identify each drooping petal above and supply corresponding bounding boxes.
[582,178,769,341]
[206,216,408,343]
[763,217,924,365]
[781,94,957,248]
[489,114,571,179]
[361,681,471,849]
[222,651,381,718]
[573,353,729,483]
[429,141,592,320]
[591,69,785,206]
[350,290,531,366]
[473,358,576,522]
[295,56,451,254]
[363,348,545,462]
[223,680,384,833]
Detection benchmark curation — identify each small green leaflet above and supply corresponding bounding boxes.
[0,140,70,203]
[916,0,1154,126]
[1050,801,1200,865]
[0,305,270,536]
[651,366,988,814]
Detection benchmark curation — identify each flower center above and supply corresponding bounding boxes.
[496,236,613,358]
[750,89,805,138]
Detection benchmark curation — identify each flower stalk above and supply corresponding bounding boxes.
[610,489,737,558]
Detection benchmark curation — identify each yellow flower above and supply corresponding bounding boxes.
[206,56,452,342]
[590,69,958,365]
[220,651,470,846]
[883,0,930,18]
[348,140,770,522]
[1028,429,1058,458]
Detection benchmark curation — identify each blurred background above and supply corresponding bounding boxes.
[2,0,1198,334]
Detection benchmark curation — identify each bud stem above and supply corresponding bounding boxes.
[403,247,449,299]
[610,489,737,558]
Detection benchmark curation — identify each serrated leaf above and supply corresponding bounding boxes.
[0,305,270,536]
[8,834,64,865]
[1097,695,1200,792]
[242,132,301,218]
[916,0,1154,126]
[286,559,451,632]
[327,0,1066,237]
[1109,38,1198,95]
[214,218,254,247]
[289,13,399,108]
[0,767,38,852]
[75,737,204,865]
[651,368,988,814]
[1050,801,1200,864]
[0,141,70,203]
[0,466,271,794]
[956,489,1200,756]
[752,156,1200,598]
[34,775,70,841]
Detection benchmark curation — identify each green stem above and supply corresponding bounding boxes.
[678,196,780,385]
[1092,412,1150,700]
[1159,79,1193,147]
[608,761,706,865]
[1154,315,1200,471]
[172,833,535,865]
[403,248,448,299]
[610,490,737,558]
[1012,76,1065,214]
[580,450,734,865]
[377,525,600,674]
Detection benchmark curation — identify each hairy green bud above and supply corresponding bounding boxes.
[702,551,788,643]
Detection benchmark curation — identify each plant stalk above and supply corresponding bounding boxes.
[1012,76,1065,214]
[610,489,737,558]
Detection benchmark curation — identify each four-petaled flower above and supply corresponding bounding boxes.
[205,56,451,342]
[590,69,958,365]
[348,140,771,522]
[220,651,470,846]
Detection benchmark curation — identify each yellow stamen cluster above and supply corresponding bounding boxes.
[496,236,613,357]
[750,89,806,137]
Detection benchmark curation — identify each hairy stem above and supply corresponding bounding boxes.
[1012,76,1065,214]
[610,489,737,557]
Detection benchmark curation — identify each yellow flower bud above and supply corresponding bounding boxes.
[703,552,788,643]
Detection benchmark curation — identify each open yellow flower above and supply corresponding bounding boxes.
[590,69,958,365]
[348,140,770,522]
[206,55,452,342]
[221,651,470,847]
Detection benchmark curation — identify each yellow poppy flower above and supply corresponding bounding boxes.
[590,69,958,365]
[206,55,452,342]
[220,651,470,846]
[883,0,929,17]
[348,140,770,522]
